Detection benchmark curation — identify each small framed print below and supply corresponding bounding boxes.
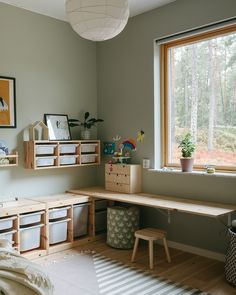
[0,76,16,128]
[44,114,71,140]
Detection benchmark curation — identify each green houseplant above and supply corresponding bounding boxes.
[178,133,196,172]
[68,112,103,140]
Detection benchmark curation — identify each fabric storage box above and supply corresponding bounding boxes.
[20,224,43,252]
[73,203,89,238]
[81,154,97,164]
[59,144,79,154]
[49,206,70,220]
[20,211,44,226]
[0,216,16,231]
[59,155,78,165]
[81,144,97,154]
[95,210,107,233]
[49,219,69,245]
[107,206,140,249]
[225,229,236,286]
[36,145,57,155]
[36,156,56,167]
[0,229,16,244]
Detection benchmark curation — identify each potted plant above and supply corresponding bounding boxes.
[68,112,103,140]
[178,133,196,172]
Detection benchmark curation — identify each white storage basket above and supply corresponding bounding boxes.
[59,144,79,154]
[81,154,97,164]
[36,156,56,167]
[0,216,16,231]
[81,144,97,154]
[36,145,57,155]
[49,219,70,245]
[0,229,16,244]
[59,155,78,165]
[49,206,70,221]
[73,203,88,238]
[20,224,44,252]
[20,211,44,226]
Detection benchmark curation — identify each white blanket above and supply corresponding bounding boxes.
[0,243,54,295]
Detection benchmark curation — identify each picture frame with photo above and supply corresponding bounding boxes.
[44,114,71,140]
[0,76,16,128]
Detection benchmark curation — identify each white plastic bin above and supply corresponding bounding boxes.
[81,154,97,164]
[20,211,44,226]
[49,219,70,245]
[36,156,56,167]
[59,144,79,154]
[0,229,16,244]
[36,145,57,155]
[95,210,107,233]
[0,216,16,231]
[81,144,98,154]
[73,203,88,238]
[59,155,78,165]
[20,224,44,252]
[49,206,70,220]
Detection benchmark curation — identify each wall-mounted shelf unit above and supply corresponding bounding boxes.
[0,152,18,167]
[24,140,100,169]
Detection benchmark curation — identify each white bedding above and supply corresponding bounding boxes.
[0,241,54,295]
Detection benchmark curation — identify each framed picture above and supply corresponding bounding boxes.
[44,114,71,140]
[0,76,16,128]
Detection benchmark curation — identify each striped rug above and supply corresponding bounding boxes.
[93,253,210,295]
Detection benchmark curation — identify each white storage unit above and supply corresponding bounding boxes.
[59,155,78,165]
[36,156,57,167]
[20,211,44,226]
[49,206,70,220]
[73,203,88,238]
[0,216,16,231]
[59,144,79,154]
[0,229,16,244]
[20,224,44,252]
[81,154,97,164]
[49,219,70,245]
[81,144,97,154]
[36,145,57,155]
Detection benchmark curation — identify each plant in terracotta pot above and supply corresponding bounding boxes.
[178,133,196,172]
[68,112,103,140]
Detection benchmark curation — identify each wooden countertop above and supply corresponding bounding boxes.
[68,187,236,218]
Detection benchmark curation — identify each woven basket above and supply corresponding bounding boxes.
[225,229,236,286]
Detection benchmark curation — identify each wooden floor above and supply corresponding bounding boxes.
[36,238,236,295]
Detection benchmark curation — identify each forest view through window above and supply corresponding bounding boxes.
[162,25,236,170]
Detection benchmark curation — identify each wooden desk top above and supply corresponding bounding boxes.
[68,187,236,218]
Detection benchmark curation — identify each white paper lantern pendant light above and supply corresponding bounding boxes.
[66,0,129,41]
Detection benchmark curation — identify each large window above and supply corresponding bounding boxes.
[161,24,236,171]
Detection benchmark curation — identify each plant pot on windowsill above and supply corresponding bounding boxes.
[180,157,194,172]
[178,133,196,173]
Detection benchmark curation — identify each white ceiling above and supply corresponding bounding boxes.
[0,0,176,21]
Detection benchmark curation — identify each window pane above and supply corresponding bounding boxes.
[167,31,236,168]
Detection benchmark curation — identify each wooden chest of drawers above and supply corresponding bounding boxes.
[105,164,141,194]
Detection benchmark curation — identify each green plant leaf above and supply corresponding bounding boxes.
[84,112,90,121]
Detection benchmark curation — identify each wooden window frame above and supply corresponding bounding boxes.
[161,24,236,172]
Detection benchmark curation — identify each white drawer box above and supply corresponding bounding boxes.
[81,144,98,154]
[20,211,44,226]
[59,144,79,154]
[0,216,16,231]
[20,224,43,252]
[49,206,70,220]
[49,219,70,245]
[36,145,57,155]
[60,155,78,165]
[81,154,97,164]
[36,156,56,167]
[0,229,16,244]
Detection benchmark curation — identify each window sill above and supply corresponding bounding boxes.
[148,168,236,178]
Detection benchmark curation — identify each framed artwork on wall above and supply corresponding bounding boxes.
[44,114,71,140]
[0,76,16,128]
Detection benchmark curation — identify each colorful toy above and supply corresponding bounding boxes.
[103,142,115,155]
[137,130,145,142]
[121,139,136,151]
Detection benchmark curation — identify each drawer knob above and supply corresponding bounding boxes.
[125,174,127,177]
[117,173,118,176]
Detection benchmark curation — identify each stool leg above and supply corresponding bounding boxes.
[163,237,171,263]
[149,240,154,269]
[131,237,139,263]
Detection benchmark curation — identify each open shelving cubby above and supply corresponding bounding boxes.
[0,151,18,167]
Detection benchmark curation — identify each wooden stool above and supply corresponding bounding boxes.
[131,228,171,269]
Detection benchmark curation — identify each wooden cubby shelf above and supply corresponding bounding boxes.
[24,140,100,169]
[0,152,18,167]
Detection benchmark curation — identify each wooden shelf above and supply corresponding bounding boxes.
[24,140,100,169]
[0,152,18,167]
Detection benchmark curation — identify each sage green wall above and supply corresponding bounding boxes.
[97,0,236,253]
[0,3,98,198]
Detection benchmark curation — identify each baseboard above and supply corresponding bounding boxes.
[157,240,225,262]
